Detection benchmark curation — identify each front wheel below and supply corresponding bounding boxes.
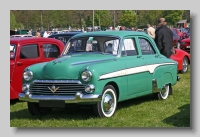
[27,102,52,116]
[93,85,117,118]
[180,56,189,73]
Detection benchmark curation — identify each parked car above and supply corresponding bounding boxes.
[19,31,180,118]
[10,34,33,38]
[48,32,83,45]
[170,48,190,73]
[171,28,183,39]
[171,29,181,48]
[179,37,190,53]
[10,37,65,100]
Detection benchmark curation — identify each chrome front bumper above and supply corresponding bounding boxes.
[18,92,102,103]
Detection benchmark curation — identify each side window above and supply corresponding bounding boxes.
[20,44,39,59]
[122,38,138,56]
[68,39,83,52]
[104,39,119,55]
[43,44,60,58]
[138,38,156,55]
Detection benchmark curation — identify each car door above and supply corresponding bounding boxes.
[40,41,62,62]
[12,42,42,92]
[136,36,162,91]
[120,36,148,96]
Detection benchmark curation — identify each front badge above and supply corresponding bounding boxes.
[48,85,59,93]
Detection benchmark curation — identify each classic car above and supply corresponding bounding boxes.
[171,28,183,39]
[170,48,190,73]
[10,37,65,100]
[171,29,181,48]
[18,31,180,118]
[179,37,190,53]
[10,34,33,38]
[178,28,190,38]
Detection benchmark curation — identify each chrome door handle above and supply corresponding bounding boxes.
[17,62,23,66]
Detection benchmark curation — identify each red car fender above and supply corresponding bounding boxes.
[170,49,190,71]
[10,84,18,99]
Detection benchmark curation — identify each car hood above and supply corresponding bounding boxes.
[41,54,117,80]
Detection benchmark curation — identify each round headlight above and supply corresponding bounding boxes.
[23,70,33,81]
[81,70,92,82]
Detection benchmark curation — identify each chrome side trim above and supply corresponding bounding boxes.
[71,58,116,66]
[18,92,102,103]
[99,63,176,80]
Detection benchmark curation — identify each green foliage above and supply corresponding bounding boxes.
[163,10,184,25]
[10,11,17,29]
[119,10,136,27]
[10,10,190,30]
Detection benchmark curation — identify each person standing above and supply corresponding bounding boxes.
[131,27,135,31]
[28,29,32,36]
[35,30,41,37]
[154,18,173,58]
[146,24,155,39]
[43,30,50,38]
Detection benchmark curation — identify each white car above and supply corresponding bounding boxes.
[10,35,33,38]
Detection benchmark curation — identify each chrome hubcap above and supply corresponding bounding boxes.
[182,59,188,72]
[161,85,169,98]
[102,92,114,114]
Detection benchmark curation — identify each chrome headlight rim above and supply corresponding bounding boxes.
[23,70,33,81]
[81,70,92,82]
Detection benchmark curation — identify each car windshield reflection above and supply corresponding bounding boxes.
[62,36,120,56]
[10,44,16,59]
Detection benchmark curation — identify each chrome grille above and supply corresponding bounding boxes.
[30,80,86,96]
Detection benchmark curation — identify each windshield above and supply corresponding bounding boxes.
[62,36,120,56]
[10,44,16,59]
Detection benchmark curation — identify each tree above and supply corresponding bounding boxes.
[119,10,136,27]
[10,11,17,29]
[162,10,184,26]
[182,10,190,22]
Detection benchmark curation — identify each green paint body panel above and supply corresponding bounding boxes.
[22,31,178,104]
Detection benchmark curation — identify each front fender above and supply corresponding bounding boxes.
[10,84,18,99]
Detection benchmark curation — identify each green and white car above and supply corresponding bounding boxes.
[19,31,180,118]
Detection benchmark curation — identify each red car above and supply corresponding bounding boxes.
[180,37,190,53]
[170,48,190,73]
[171,29,181,48]
[10,37,65,100]
[171,28,183,38]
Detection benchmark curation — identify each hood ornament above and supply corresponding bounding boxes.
[48,85,59,93]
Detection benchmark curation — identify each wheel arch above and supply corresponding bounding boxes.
[105,81,119,101]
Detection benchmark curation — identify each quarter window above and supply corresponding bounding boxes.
[43,44,60,58]
[138,38,155,55]
[20,44,39,59]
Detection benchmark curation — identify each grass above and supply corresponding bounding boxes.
[10,66,190,128]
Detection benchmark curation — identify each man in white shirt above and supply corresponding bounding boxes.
[43,30,50,38]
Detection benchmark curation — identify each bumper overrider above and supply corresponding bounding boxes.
[18,92,102,103]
